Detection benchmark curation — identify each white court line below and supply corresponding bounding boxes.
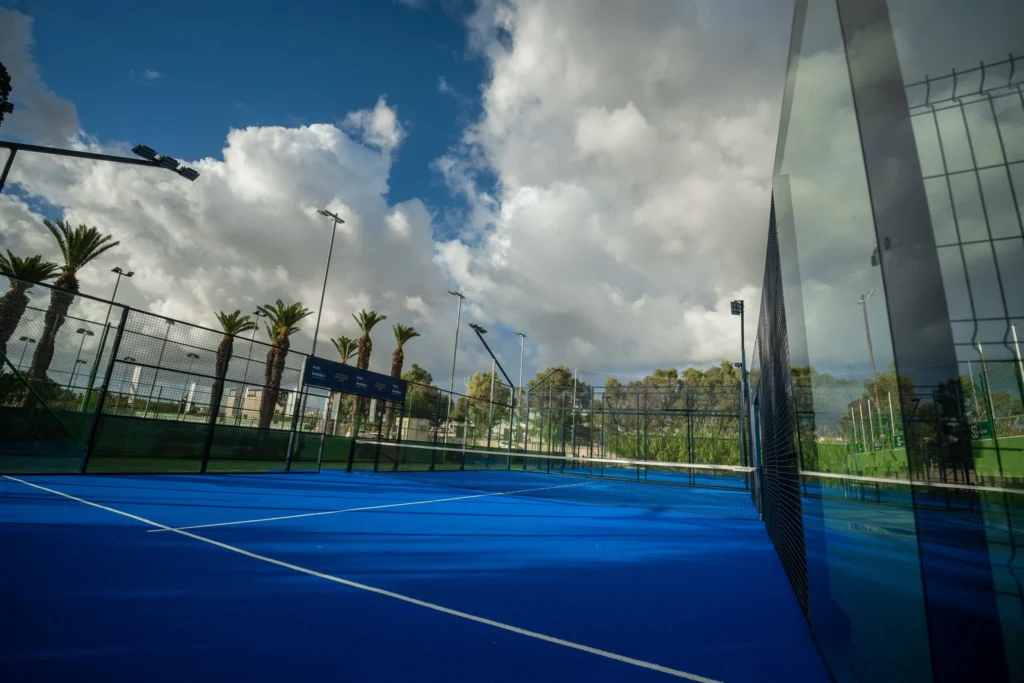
[803,470,1024,495]
[148,482,586,533]
[4,475,720,683]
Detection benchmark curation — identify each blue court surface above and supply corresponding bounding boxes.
[1,471,829,683]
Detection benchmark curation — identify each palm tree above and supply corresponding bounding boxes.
[352,310,387,371]
[383,324,420,436]
[256,300,311,430]
[0,251,60,359]
[27,220,118,387]
[350,309,387,428]
[389,324,419,379]
[211,310,257,422]
[331,336,357,365]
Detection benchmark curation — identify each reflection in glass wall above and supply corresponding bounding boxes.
[772,1,931,681]
[759,0,1023,681]
[886,0,1024,677]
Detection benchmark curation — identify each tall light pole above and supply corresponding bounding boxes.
[145,319,176,408]
[17,336,36,369]
[103,266,134,327]
[237,309,267,425]
[976,342,997,430]
[70,359,87,392]
[467,322,517,452]
[73,328,94,381]
[858,288,882,409]
[731,300,749,466]
[0,141,199,194]
[446,290,466,443]
[312,209,345,357]
[515,331,526,449]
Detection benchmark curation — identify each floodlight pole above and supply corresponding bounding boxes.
[467,323,517,451]
[312,210,345,358]
[731,300,750,467]
[446,291,465,443]
[515,332,526,449]
[0,140,199,193]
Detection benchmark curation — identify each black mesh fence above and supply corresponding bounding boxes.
[751,197,808,616]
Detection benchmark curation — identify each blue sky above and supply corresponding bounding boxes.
[0,0,791,382]
[7,0,485,227]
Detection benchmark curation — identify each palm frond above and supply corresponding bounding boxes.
[215,309,258,336]
[42,219,119,274]
[393,324,420,347]
[331,336,357,363]
[352,309,387,333]
[0,250,60,286]
[257,300,312,339]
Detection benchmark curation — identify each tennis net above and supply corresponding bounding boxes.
[352,440,761,520]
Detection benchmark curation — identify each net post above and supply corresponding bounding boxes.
[81,307,129,473]
[284,357,308,473]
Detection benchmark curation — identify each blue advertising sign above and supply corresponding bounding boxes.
[303,357,407,403]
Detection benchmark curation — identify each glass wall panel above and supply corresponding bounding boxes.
[772,1,932,681]
[884,0,1024,678]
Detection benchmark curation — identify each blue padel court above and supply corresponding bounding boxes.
[0,470,829,683]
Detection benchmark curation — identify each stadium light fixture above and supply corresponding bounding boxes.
[133,143,201,182]
[104,267,134,328]
[132,144,158,161]
[156,155,180,171]
[468,322,488,335]
[0,140,200,193]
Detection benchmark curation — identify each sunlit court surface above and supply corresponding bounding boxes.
[0,469,828,683]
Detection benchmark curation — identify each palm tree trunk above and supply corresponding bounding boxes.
[210,335,233,422]
[350,335,371,433]
[383,346,404,438]
[24,276,77,407]
[259,337,289,429]
[0,283,30,359]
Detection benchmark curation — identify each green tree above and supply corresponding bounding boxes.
[0,251,60,358]
[0,61,13,128]
[402,363,433,386]
[27,221,119,393]
[211,310,257,420]
[256,300,311,429]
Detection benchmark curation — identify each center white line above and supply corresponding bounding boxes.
[148,482,586,533]
[4,475,721,683]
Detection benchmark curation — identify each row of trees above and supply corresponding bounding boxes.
[0,221,118,404]
[209,305,421,431]
[0,219,424,430]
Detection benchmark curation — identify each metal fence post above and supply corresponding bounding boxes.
[198,337,234,474]
[81,323,111,414]
[284,357,308,473]
[346,396,361,473]
[81,308,129,473]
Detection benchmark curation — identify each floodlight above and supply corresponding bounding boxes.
[132,144,158,160]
